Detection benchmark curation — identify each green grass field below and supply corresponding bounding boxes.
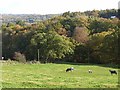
[1,61,118,88]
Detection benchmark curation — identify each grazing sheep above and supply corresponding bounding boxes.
[2,57,4,60]
[88,70,92,73]
[66,67,74,72]
[109,70,117,75]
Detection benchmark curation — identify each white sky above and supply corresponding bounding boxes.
[0,0,119,14]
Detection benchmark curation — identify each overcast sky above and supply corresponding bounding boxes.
[0,0,119,14]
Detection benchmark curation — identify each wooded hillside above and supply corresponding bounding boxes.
[1,9,120,64]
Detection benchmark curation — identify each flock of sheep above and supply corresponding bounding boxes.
[66,67,117,75]
[2,56,118,75]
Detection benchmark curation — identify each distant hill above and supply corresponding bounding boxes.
[2,14,60,23]
[1,9,118,24]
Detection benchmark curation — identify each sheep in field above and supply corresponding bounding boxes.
[66,67,74,72]
[88,70,92,73]
[109,70,117,75]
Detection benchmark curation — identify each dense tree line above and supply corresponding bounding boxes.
[2,9,118,24]
[84,9,118,18]
[1,9,120,64]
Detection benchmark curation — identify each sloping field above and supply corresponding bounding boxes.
[1,61,118,88]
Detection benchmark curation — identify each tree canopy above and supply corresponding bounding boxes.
[2,9,119,64]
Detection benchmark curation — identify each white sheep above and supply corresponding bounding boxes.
[88,70,92,73]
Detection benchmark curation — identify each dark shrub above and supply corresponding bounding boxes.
[13,52,26,63]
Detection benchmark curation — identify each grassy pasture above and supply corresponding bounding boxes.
[1,61,118,88]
